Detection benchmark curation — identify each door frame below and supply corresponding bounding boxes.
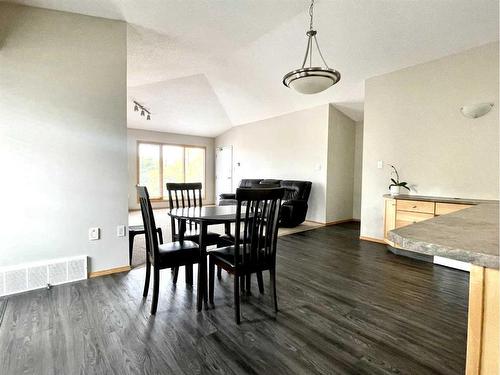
[215,145,233,204]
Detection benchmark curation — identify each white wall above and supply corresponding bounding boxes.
[215,105,330,223]
[0,4,128,272]
[127,128,215,210]
[326,105,356,222]
[361,43,499,239]
[353,121,363,220]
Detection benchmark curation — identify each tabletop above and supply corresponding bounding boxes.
[168,205,245,223]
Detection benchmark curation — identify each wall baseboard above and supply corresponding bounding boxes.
[359,236,386,244]
[325,219,357,226]
[306,218,358,226]
[89,265,131,278]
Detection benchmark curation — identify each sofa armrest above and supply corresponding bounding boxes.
[282,199,307,208]
[280,200,308,227]
[219,193,236,200]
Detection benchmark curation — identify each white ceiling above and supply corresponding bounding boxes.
[8,0,500,137]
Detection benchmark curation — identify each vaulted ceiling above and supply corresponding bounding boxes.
[8,0,500,136]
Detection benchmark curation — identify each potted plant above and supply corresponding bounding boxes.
[388,165,410,195]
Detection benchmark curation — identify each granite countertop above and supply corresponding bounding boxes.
[383,194,497,205]
[388,201,499,269]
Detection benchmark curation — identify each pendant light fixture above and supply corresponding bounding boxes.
[283,0,340,94]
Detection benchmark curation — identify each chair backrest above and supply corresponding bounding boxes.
[137,185,159,264]
[166,182,203,235]
[166,182,203,209]
[234,187,285,269]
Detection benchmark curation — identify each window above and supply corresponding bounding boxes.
[138,142,206,201]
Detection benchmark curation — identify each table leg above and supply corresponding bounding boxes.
[197,221,208,311]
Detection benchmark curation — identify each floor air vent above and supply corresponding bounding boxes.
[0,256,87,297]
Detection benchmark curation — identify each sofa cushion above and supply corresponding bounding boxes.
[260,179,281,186]
[280,180,312,201]
[239,179,263,188]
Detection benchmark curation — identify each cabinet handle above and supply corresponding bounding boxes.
[412,205,417,208]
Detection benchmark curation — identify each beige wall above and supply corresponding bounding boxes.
[0,4,128,272]
[353,121,364,220]
[128,128,215,210]
[216,105,330,223]
[361,43,499,239]
[326,105,356,222]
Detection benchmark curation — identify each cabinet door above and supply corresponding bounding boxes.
[384,198,396,241]
[395,211,434,229]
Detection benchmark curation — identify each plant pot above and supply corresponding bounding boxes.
[390,185,401,195]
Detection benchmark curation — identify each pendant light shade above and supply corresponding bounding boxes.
[283,0,340,94]
[284,67,340,94]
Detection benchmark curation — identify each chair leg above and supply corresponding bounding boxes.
[173,267,179,284]
[234,275,241,324]
[209,259,215,304]
[257,271,264,294]
[185,264,193,285]
[240,276,245,293]
[151,268,160,315]
[143,259,151,297]
[128,233,135,266]
[245,274,251,295]
[270,268,278,313]
[217,266,222,280]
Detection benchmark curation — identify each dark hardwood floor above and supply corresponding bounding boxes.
[0,223,469,375]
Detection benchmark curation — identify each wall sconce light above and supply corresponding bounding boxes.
[460,103,494,119]
[133,101,151,120]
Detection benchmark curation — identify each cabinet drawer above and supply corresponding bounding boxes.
[395,211,434,229]
[396,199,435,214]
[435,202,471,215]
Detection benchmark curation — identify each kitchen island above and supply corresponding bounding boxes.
[389,201,499,375]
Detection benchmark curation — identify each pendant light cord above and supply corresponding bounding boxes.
[300,0,330,69]
[309,0,315,30]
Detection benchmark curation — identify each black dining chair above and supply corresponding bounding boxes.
[128,225,163,266]
[137,185,200,314]
[208,187,285,324]
[166,182,224,283]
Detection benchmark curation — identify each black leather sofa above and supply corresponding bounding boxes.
[219,179,312,227]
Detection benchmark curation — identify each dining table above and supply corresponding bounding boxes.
[168,205,245,311]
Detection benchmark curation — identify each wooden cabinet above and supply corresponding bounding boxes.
[384,198,396,246]
[435,202,470,215]
[466,266,499,375]
[396,211,434,229]
[396,199,434,214]
[383,196,473,244]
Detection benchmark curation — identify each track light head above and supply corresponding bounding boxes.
[147,114,151,120]
[134,104,138,111]
[141,110,145,116]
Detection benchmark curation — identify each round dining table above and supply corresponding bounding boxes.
[168,205,245,311]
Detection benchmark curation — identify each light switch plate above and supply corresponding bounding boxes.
[377,160,384,169]
[89,227,100,241]
[117,225,126,237]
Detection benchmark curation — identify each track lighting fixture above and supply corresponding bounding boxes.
[133,101,152,121]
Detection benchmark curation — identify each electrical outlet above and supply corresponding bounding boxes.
[88,227,100,241]
[117,225,126,237]
[377,160,384,169]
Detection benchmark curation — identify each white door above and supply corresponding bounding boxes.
[215,146,233,204]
